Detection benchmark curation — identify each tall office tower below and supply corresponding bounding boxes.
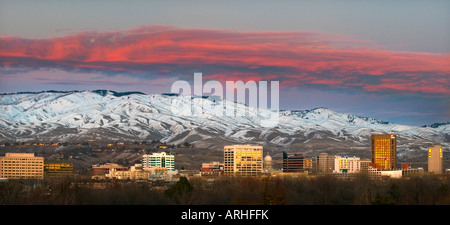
[0,153,44,179]
[371,134,397,170]
[316,153,334,174]
[282,151,304,172]
[428,145,443,174]
[224,145,263,176]
[142,152,175,171]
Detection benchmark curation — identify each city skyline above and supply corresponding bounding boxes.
[0,140,447,207]
[0,141,442,178]
[0,1,449,126]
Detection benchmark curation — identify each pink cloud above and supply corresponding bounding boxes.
[1,25,449,95]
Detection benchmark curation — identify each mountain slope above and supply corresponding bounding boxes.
[0,90,448,160]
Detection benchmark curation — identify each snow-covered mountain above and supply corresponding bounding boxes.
[0,90,448,158]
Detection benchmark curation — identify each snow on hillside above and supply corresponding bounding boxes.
[0,90,448,151]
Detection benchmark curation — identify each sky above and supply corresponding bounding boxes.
[0,0,449,126]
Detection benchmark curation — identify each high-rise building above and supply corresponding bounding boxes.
[224,145,263,176]
[316,153,334,174]
[333,155,360,174]
[142,152,175,171]
[428,145,443,174]
[371,134,397,170]
[283,151,303,172]
[0,153,44,179]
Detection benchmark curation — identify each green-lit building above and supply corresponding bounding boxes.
[142,152,175,171]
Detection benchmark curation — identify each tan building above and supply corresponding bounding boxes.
[371,134,397,170]
[367,166,381,180]
[106,164,151,180]
[315,153,334,174]
[224,145,263,176]
[428,145,443,174]
[95,164,171,180]
[92,163,128,176]
[360,160,372,173]
[402,168,424,177]
[0,153,44,179]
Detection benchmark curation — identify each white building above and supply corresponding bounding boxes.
[333,155,360,174]
[380,170,403,179]
[142,152,175,171]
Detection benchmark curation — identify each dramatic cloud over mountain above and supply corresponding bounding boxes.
[1,25,449,96]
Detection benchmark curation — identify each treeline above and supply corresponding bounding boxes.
[0,174,448,205]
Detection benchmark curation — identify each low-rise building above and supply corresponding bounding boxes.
[380,170,403,179]
[201,162,224,171]
[200,162,224,176]
[100,164,173,180]
[367,166,381,180]
[360,160,372,173]
[92,163,128,177]
[402,167,424,177]
[106,164,152,180]
[44,161,74,177]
